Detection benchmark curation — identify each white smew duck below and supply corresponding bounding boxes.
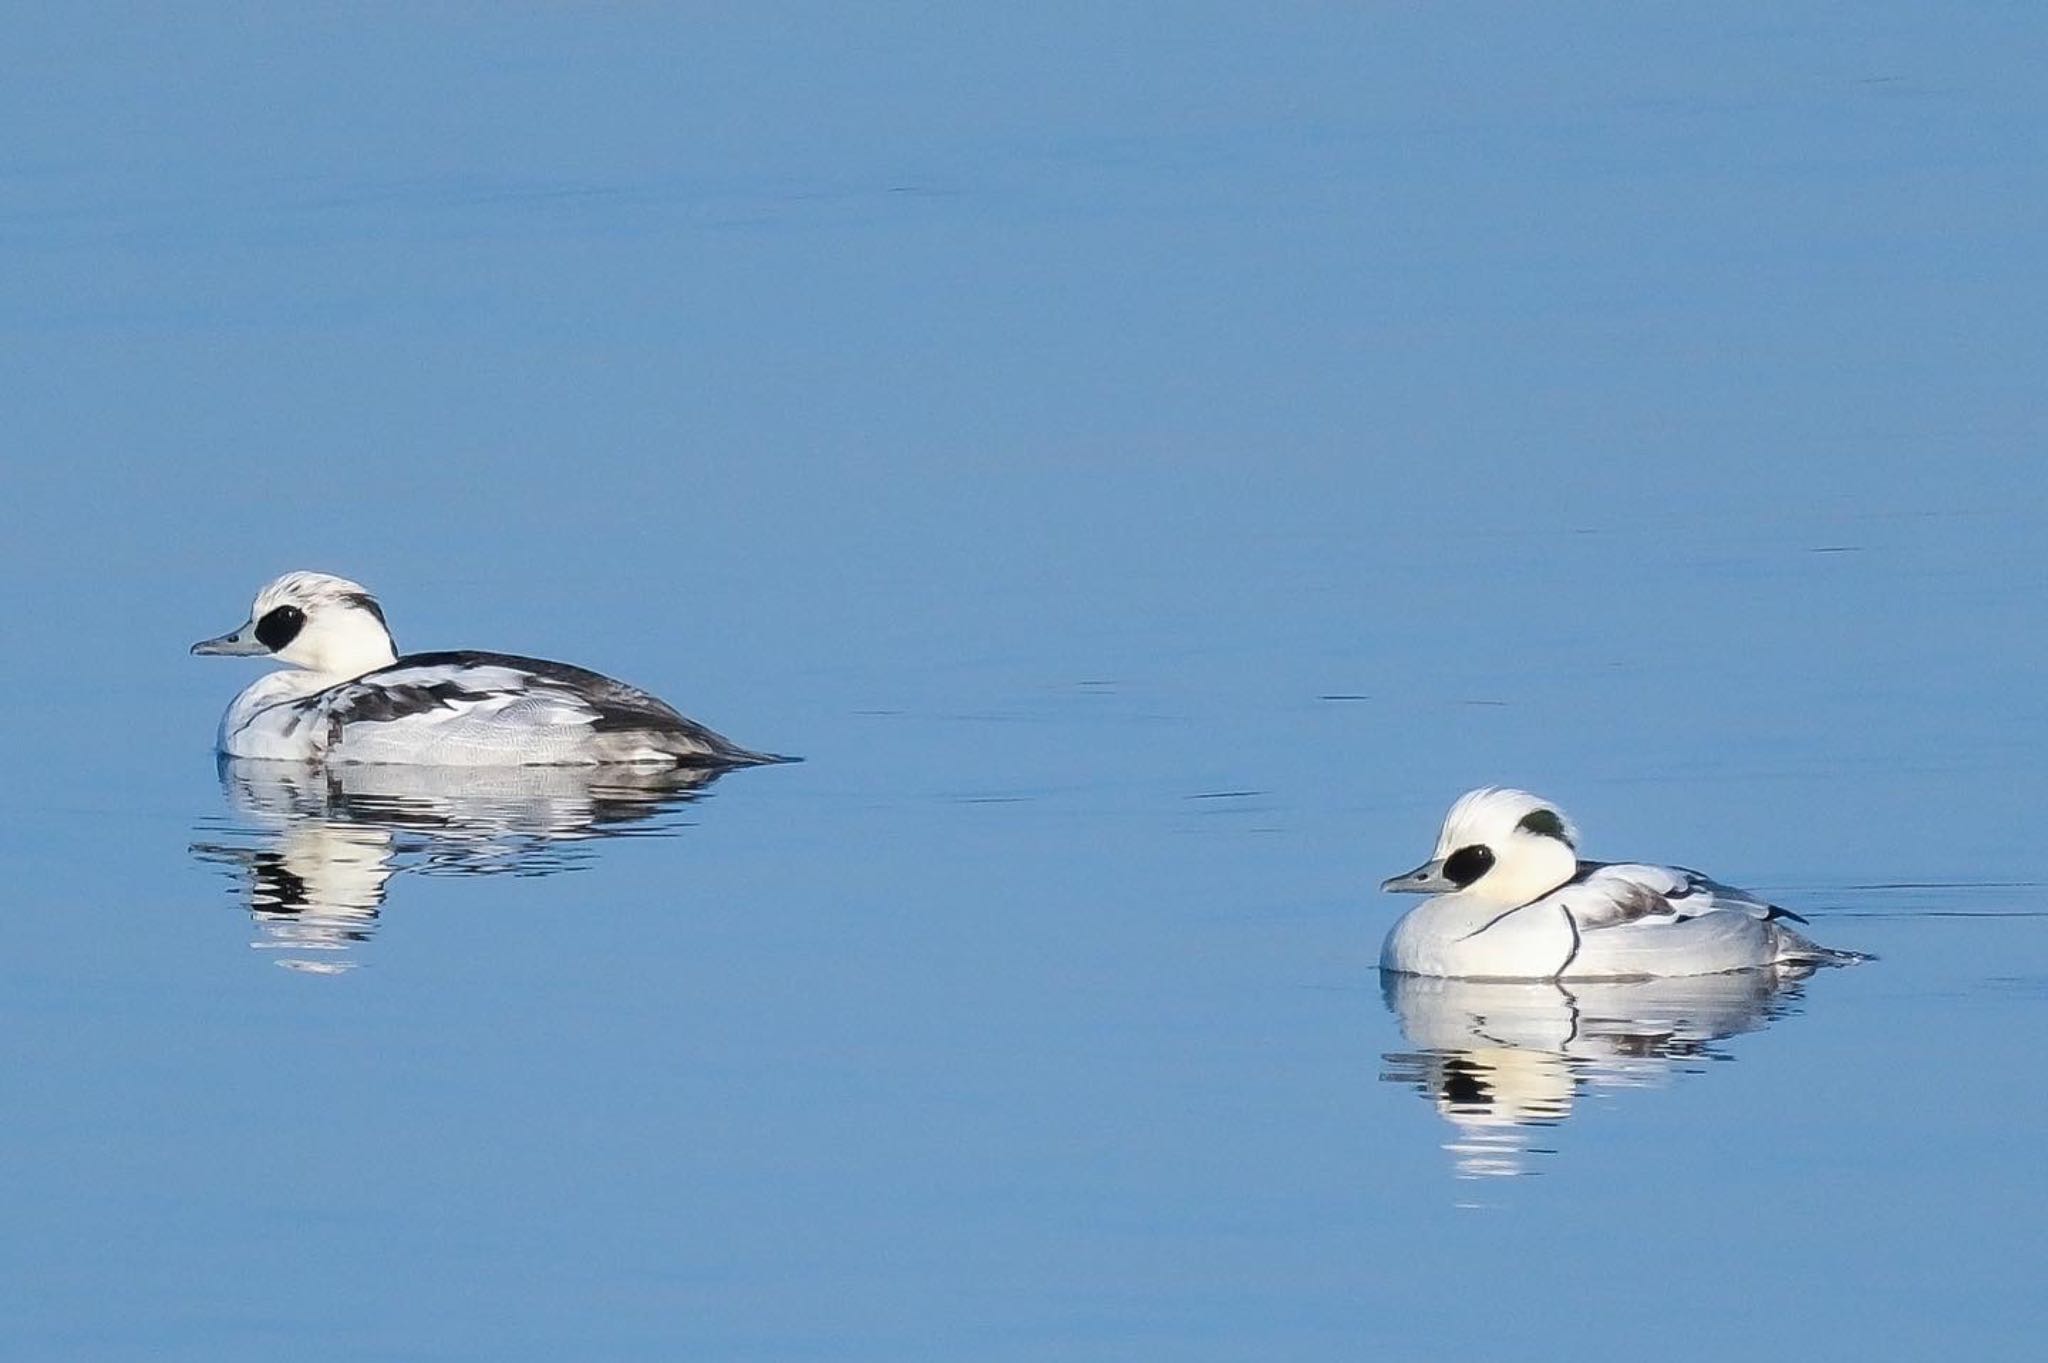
[1379,788,1862,979]
[193,571,784,768]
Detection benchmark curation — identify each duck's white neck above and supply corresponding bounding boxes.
[277,610,398,682]
[1467,839,1577,908]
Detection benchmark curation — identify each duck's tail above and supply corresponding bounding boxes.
[665,722,799,769]
[1773,920,1875,968]
[608,712,799,769]
[705,746,802,769]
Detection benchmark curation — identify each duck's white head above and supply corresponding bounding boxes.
[191,571,399,680]
[1381,787,1581,908]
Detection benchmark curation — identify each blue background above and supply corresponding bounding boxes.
[2,6,2042,1359]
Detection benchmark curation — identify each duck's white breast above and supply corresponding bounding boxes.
[1380,898,1580,979]
[219,673,334,760]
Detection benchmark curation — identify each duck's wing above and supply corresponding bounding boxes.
[315,652,768,765]
[1561,862,1806,932]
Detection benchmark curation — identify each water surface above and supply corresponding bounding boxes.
[2,6,2044,1359]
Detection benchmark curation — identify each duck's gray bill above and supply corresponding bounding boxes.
[191,625,268,656]
[1381,858,1456,894]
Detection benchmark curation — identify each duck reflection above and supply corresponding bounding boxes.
[1379,968,1815,1179]
[192,759,723,972]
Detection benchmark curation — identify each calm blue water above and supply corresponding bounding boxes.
[3,6,2045,1359]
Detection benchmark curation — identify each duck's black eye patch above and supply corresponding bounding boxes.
[1516,808,1572,845]
[1443,843,1495,888]
[254,604,306,651]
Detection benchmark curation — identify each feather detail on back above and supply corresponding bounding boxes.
[1558,862,1801,932]
[229,652,786,767]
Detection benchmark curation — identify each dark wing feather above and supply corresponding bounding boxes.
[359,652,779,765]
[396,652,691,732]
[322,665,505,727]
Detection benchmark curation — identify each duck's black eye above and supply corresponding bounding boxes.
[253,604,306,651]
[1442,843,1495,888]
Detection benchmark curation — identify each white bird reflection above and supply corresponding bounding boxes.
[1379,967,1816,1180]
[192,759,723,972]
